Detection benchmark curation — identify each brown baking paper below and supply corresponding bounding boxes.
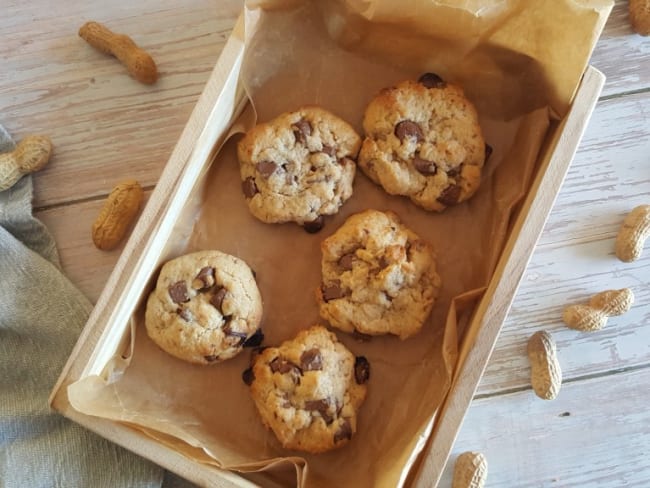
[68,1,611,487]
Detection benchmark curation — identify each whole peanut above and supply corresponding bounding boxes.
[629,0,650,35]
[527,331,562,400]
[79,21,158,84]
[563,288,634,332]
[452,451,488,488]
[0,135,52,191]
[615,205,649,262]
[92,180,144,251]
[589,288,635,316]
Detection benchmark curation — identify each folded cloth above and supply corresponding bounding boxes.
[0,126,192,488]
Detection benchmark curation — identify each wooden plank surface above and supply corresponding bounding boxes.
[440,367,650,487]
[477,91,650,396]
[2,0,650,487]
[1,0,241,208]
[592,0,650,97]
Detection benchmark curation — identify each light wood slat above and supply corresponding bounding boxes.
[474,90,650,396]
[591,0,650,97]
[440,366,650,487]
[0,0,241,208]
[477,239,650,396]
[537,91,650,248]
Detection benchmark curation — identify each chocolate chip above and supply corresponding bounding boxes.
[176,308,192,322]
[418,72,446,88]
[333,419,353,443]
[354,356,370,384]
[485,143,493,163]
[338,157,355,166]
[303,215,325,234]
[223,322,248,343]
[322,282,344,302]
[210,286,227,312]
[250,346,268,363]
[305,399,333,424]
[243,328,264,348]
[204,354,219,362]
[395,120,423,142]
[256,160,278,178]
[242,368,255,385]
[281,399,293,408]
[293,118,312,144]
[300,348,323,371]
[321,144,336,157]
[437,184,461,206]
[168,281,190,304]
[352,330,373,342]
[378,256,389,270]
[413,155,437,175]
[193,266,215,291]
[338,253,355,271]
[270,357,301,375]
[242,177,258,198]
[447,166,461,178]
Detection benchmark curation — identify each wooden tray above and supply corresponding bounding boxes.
[49,13,605,488]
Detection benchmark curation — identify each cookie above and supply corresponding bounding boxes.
[145,250,263,365]
[316,209,441,339]
[358,74,490,212]
[244,325,369,453]
[237,106,362,231]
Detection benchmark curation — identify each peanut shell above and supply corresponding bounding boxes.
[589,288,634,316]
[79,21,158,84]
[615,205,649,262]
[630,0,650,35]
[562,304,608,332]
[452,451,488,488]
[92,179,144,250]
[527,330,562,400]
[0,135,52,192]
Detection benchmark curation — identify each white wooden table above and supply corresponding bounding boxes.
[2,1,649,486]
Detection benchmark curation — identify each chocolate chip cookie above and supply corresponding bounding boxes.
[145,251,263,365]
[244,325,369,453]
[237,106,361,231]
[358,74,490,211]
[316,209,441,339]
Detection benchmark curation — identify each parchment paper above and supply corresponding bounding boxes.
[68,1,611,487]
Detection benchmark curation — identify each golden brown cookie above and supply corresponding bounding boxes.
[237,106,361,232]
[145,251,263,365]
[244,325,369,453]
[358,74,490,211]
[316,209,441,339]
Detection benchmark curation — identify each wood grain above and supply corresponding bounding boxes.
[591,0,650,97]
[476,91,650,396]
[2,0,648,486]
[1,0,241,208]
[37,191,152,302]
[440,367,650,487]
